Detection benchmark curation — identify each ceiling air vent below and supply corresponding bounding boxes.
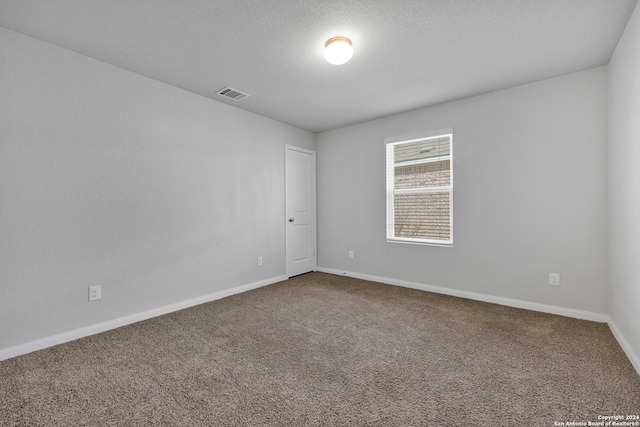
[216,86,250,101]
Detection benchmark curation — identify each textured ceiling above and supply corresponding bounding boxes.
[0,0,637,132]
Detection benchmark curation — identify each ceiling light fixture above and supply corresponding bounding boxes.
[324,36,353,65]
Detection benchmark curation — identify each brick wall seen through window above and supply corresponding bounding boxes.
[386,133,452,245]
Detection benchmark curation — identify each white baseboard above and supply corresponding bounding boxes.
[316,267,609,322]
[5,269,638,377]
[607,319,640,376]
[317,267,640,376]
[0,275,287,362]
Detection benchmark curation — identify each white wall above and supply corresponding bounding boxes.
[609,3,640,367]
[0,27,314,351]
[316,67,609,315]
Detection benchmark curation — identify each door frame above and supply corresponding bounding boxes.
[285,145,317,277]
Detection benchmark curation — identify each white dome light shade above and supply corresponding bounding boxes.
[324,36,353,65]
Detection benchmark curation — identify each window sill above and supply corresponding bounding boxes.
[386,238,453,247]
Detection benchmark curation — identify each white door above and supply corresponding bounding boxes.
[285,145,316,277]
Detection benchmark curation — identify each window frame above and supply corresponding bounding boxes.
[385,130,453,247]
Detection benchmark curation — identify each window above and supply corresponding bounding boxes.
[386,131,453,246]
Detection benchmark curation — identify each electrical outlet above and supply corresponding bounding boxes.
[349,250,354,259]
[89,285,102,301]
[549,273,560,287]
[257,256,263,266]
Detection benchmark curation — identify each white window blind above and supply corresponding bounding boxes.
[386,132,453,246]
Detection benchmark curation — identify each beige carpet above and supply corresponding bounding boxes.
[1,272,639,426]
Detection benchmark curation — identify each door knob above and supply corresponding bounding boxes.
[288,218,295,222]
